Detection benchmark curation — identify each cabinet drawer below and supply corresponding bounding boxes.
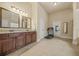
[9,33,20,38]
[0,34,8,40]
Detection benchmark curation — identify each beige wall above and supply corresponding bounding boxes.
[29,3,48,42]
[31,2,38,31]
[37,3,48,42]
[73,2,79,45]
[48,9,73,39]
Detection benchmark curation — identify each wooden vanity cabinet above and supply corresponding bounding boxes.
[0,32,36,55]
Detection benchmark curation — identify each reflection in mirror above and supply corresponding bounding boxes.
[22,16,31,29]
[10,23,18,27]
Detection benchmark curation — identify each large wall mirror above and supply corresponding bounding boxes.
[0,7,32,29]
[0,7,20,28]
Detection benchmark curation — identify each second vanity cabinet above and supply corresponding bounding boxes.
[0,31,36,55]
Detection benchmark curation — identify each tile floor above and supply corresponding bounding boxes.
[7,37,79,56]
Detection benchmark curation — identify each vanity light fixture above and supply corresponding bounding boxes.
[11,6,28,17]
[21,11,24,14]
[16,8,20,12]
[11,6,16,10]
[54,2,57,6]
[19,10,23,13]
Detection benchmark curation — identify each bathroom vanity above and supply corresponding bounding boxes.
[0,7,36,55]
[0,31,36,55]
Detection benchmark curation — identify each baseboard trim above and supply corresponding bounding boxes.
[55,36,72,40]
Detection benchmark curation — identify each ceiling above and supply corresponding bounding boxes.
[39,2,72,13]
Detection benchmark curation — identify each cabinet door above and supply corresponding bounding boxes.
[31,32,36,42]
[25,32,32,44]
[0,41,2,55]
[0,34,9,40]
[7,38,15,53]
[2,38,15,55]
[15,33,25,49]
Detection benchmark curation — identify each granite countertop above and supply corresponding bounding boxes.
[0,30,36,34]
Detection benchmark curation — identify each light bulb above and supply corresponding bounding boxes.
[54,2,57,6]
[11,6,16,10]
[20,10,23,13]
[16,8,20,12]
